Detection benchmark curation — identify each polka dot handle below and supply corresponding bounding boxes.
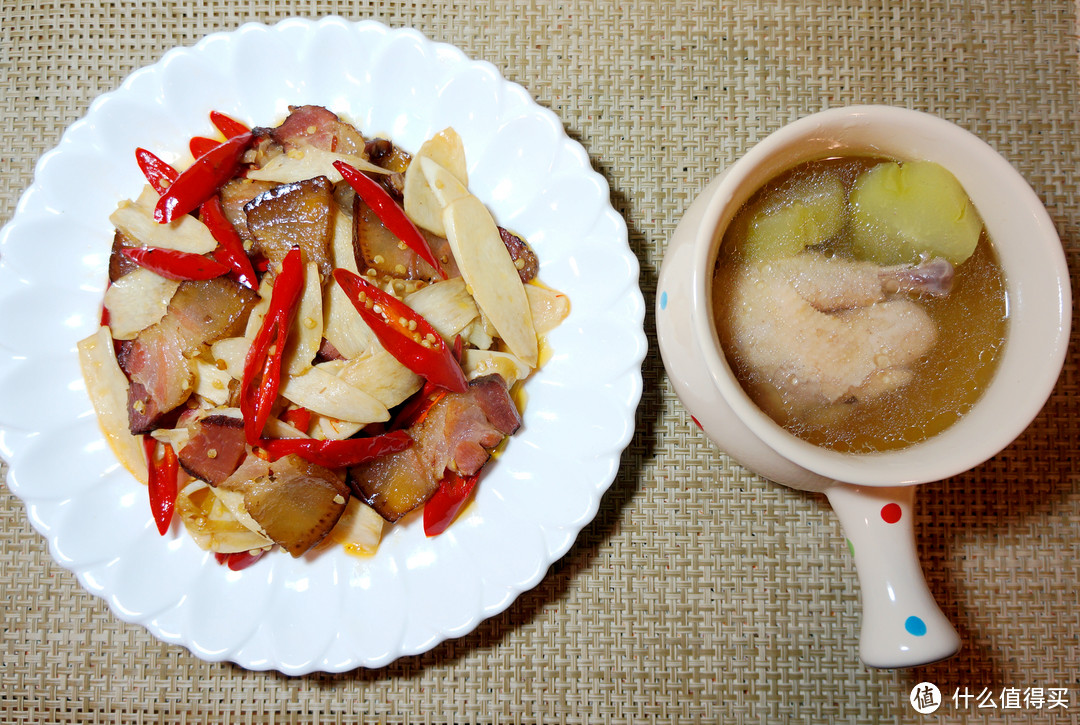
[825,484,961,668]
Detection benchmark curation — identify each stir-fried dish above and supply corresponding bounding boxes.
[78,106,569,568]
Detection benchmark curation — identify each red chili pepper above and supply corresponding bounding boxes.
[259,430,413,469]
[143,436,178,536]
[199,196,258,289]
[392,381,447,430]
[424,469,480,536]
[213,551,266,574]
[154,131,253,223]
[135,147,179,195]
[214,549,266,570]
[280,406,312,433]
[121,246,230,281]
[333,269,468,393]
[210,110,251,139]
[333,160,448,279]
[189,135,220,159]
[406,338,462,424]
[240,246,305,446]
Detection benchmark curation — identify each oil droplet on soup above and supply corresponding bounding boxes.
[711,156,1007,453]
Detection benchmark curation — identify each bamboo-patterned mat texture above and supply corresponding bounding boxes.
[2,1,1078,723]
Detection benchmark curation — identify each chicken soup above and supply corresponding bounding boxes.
[711,156,1007,453]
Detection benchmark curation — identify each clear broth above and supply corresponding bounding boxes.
[712,156,1008,453]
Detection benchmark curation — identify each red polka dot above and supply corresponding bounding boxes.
[881,503,902,524]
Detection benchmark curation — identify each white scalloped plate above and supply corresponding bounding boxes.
[0,17,645,674]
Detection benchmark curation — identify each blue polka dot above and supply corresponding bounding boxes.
[660,291,668,310]
[905,616,928,636]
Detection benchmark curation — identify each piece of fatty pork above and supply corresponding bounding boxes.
[118,277,258,433]
[349,374,521,522]
[244,176,335,277]
[256,104,368,157]
[217,453,351,557]
[178,414,248,486]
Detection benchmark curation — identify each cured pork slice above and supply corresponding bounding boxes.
[108,229,142,282]
[245,176,335,277]
[263,105,368,156]
[352,196,458,282]
[499,227,539,284]
[217,178,277,245]
[350,374,521,522]
[119,277,258,433]
[217,453,350,557]
[178,415,248,485]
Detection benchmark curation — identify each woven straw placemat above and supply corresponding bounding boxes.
[2,1,1078,723]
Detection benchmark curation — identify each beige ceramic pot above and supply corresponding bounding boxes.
[656,105,1071,667]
